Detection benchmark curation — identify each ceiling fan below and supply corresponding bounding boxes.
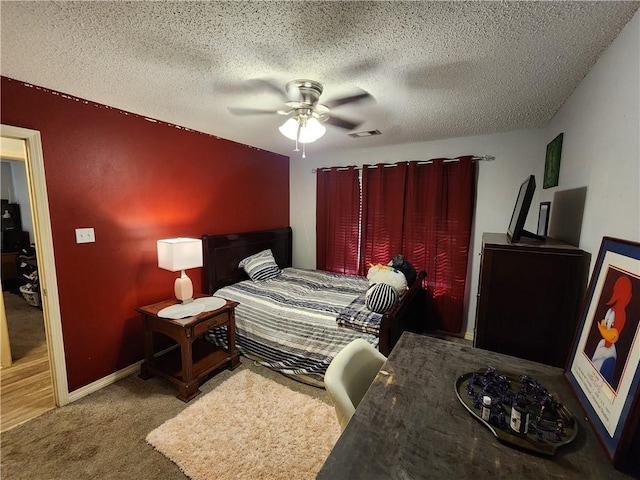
[228,79,374,157]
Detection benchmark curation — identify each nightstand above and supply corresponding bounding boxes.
[137,294,240,401]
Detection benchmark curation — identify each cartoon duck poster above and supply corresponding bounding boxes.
[584,267,640,392]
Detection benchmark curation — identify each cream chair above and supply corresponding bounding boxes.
[324,339,387,430]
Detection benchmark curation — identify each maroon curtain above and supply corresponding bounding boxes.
[359,163,408,274]
[403,158,477,333]
[316,167,361,274]
[317,158,477,334]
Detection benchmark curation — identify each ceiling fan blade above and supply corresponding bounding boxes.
[244,78,289,101]
[218,78,288,100]
[325,115,363,130]
[227,107,280,116]
[335,58,380,78]
[323,91,374,109]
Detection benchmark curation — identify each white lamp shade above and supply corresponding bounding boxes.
[279,117,326,144]
[157,238,203,272]
[278,118,300,141]
[298,117,326,143]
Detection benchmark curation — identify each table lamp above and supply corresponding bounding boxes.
[157,237,203,304]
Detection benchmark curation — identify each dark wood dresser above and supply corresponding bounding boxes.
[474,233,590,368]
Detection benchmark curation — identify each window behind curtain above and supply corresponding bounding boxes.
[316,166,361,274]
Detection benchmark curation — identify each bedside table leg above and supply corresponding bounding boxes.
[227,311,239,370]
[180,339,193,382]
[139,322,154,380]
[177,383,201,402]
[173,338,198,402]
[139,361,152,380]
[228,353,240,370]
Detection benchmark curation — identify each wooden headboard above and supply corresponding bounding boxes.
[201,227,293,294]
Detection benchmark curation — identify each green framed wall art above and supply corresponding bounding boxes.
[544,133,564,189]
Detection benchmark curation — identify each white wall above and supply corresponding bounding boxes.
[538,10,639,262]
[1,159,34,245]
[1,161,13,200]
[290,10,639,338]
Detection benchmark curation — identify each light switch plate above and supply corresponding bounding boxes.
[75,228,95,243]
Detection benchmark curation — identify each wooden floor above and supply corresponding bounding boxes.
[1,292,56,433]
[1,349,55,432]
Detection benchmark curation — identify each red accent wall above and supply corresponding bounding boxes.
[1,76,290,391]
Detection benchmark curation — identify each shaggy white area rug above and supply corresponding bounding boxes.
[146,370,341,480]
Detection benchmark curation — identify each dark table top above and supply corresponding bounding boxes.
[317,332,634,479]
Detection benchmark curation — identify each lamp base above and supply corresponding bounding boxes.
[174,273,194,304]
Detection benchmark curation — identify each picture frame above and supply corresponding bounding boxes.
[543,133,563,189]
[537,201,551,237]
[565,237,640,468]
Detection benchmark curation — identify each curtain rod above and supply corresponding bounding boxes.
[312,155,495,174]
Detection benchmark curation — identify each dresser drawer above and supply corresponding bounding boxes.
[194,311,230,337]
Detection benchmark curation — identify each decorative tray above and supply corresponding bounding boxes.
[455,368,577,455]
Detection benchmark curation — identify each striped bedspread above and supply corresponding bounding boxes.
[205,268,380,383]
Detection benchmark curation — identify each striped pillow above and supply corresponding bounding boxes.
[365,283,398,314]
[239,249,281,281]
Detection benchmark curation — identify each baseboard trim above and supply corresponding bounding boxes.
[67,361,141,403]
[464,331,474,342]
[66,345,178,403]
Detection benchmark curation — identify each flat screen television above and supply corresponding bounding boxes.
[507,174,544,243]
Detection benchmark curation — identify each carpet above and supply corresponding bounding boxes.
[146,369,341,480]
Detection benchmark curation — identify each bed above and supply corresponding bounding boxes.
[201,227,426,385]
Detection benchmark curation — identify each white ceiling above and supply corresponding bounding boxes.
[1,1,638,158]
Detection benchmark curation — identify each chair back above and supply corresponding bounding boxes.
[324,339,387,430]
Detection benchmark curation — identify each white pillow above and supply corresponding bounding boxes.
[238,249,281,281]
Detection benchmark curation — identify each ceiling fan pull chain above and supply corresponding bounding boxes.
[294,122,301,152]
[302,142,306,159]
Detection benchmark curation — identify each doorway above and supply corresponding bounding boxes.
[1,144,54,430]
[0,125,69,431]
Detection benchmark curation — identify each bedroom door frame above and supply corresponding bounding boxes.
[1,124,69,406]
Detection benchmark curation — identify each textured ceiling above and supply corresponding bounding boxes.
[1,1,638,158]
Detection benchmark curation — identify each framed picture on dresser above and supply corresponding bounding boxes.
[537,201,551,237]
[565,237,640,469]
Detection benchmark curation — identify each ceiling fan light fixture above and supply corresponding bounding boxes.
[278,118,300,141]
[298,117,326,144]
[279,116,326,144]
[230,78,372,157]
